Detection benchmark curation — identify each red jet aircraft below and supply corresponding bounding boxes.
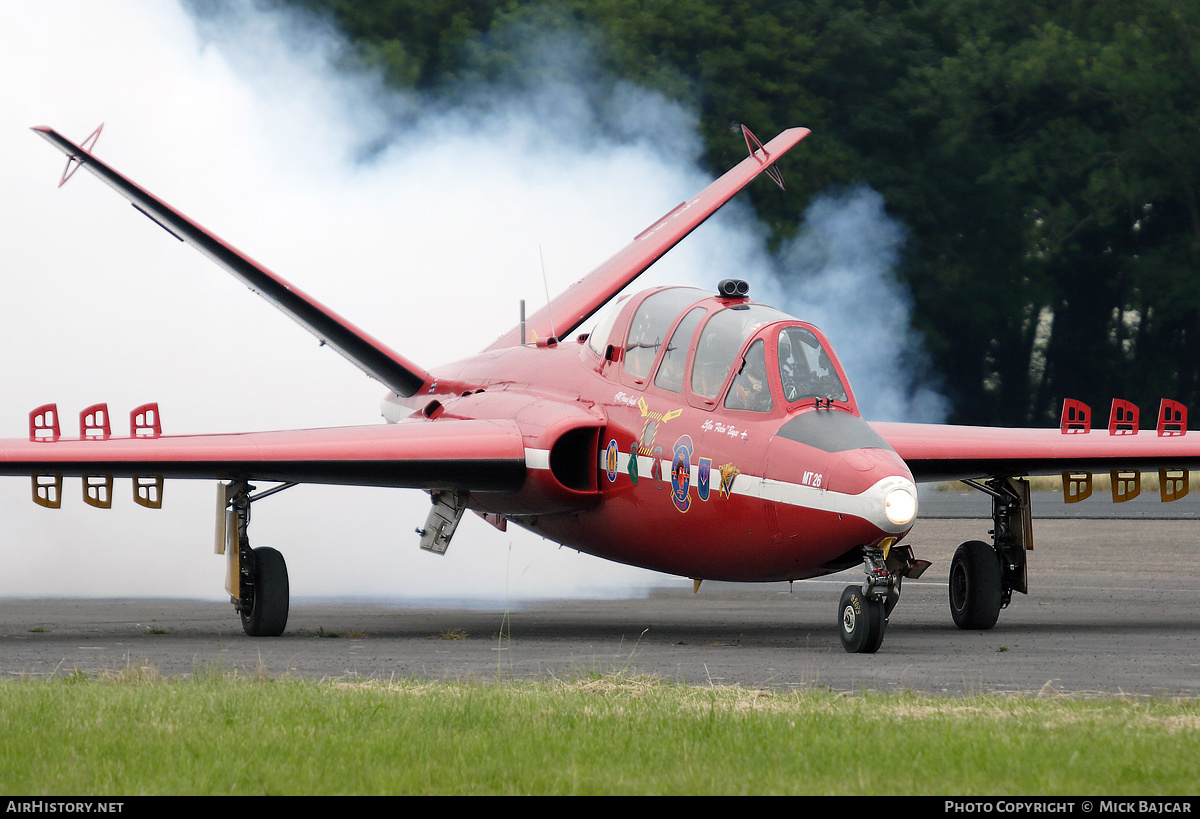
[8,124,1200,652]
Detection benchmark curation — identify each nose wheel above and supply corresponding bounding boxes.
[839,585,885,653]
[837,543,930,653]
[838,545,891,654]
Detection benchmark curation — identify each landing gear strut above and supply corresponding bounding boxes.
[838,542,929,653]
[221,481,291,637]
[954,477,1031,630]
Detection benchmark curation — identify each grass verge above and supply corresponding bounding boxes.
[0,670,1197,795]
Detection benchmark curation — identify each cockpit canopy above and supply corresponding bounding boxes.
[585,286,855,415]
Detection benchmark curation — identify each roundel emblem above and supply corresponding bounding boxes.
[670,435,693,512]
[605,439,619,482]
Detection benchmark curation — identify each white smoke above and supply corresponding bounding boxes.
[0,0,941,603]
[775,186,948,422]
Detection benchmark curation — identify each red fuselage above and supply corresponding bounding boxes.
[384,288,918,582]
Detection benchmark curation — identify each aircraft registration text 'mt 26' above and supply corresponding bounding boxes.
[10,124,1200,652]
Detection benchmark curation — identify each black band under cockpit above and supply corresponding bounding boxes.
[775,411,894,453]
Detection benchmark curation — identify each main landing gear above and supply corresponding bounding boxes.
[952,477,1031,631]
[219,480,293,637]
[949,540,1002,628]
[839,542,930,653]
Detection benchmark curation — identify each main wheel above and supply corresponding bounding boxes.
[839,585,886,653]
[949,540,1002,630]
[241,546,289,637]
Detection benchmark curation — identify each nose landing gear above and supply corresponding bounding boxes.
[839,584,885,653]
[838,542,930,653]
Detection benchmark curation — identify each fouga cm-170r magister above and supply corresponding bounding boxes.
[9,124,1200,652]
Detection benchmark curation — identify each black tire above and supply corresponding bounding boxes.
[241,546,289,637]
[949,540,1003,630]
[838,585,886,653]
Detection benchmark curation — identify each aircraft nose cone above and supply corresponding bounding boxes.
[828,447,918,534]
[769,410,917,536]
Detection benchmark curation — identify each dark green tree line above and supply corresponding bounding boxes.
[275,0,1200,426]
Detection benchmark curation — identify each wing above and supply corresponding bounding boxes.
[32,126,431,397]
[486,126,811,349]
[873,421,1200,483]
[0,418,526,491]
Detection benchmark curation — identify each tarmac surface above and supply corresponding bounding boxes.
[3,490,1199,696]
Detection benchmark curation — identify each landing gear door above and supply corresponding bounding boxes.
[1008,477,1033,553]
[999,477,1032,596]
[214,482,232,555]
[419,490,468,555]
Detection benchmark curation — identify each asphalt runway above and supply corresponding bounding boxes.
[3,490,1199,695]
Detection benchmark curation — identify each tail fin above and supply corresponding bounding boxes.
[33,126,430,396]
[486,126,809,350]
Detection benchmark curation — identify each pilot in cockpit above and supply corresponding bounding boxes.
[779,330,818,401]
[725,340,772,412]
[776,326,849,403]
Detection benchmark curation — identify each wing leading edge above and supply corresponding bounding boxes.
[0,419,526,491]
[32,126,431,397]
